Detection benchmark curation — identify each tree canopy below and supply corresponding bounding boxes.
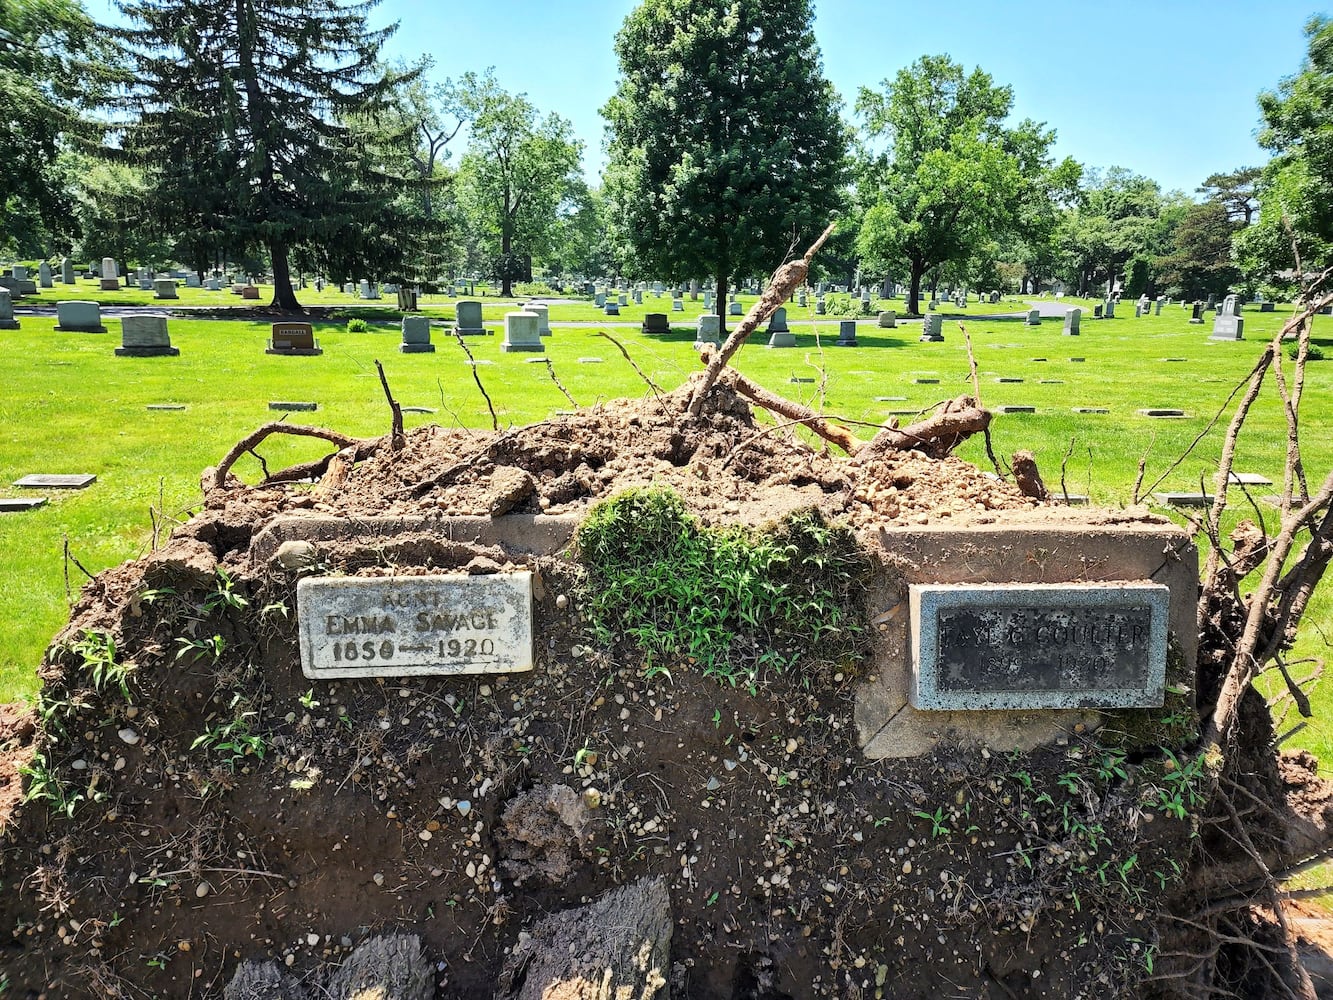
[454,71,582,297]
[602,0,847,329]
[854,55,1069,314]
[1237,15,1333,295]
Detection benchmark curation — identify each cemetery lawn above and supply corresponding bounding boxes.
[2,301,1333,766]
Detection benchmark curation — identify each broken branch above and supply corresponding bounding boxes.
[688,221,836,417]
[210,423,364,490]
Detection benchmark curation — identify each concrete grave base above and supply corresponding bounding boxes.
[265,346,323,356]
[399,343,436,353]
[766,331,797,348]
[115,346,180,357]
[0,319,18,331]
[854,508,1197,759]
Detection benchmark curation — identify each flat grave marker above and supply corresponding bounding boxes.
[146,404,187,411]
[994,405,1036,414]
[14,474,96,489]
[1155,492,1212,508]
[269,401,318,412]
[1229,472,1273,486]
[1072,407,1110,414]
[297,572,534,679]
[1137,408,1186,418]
[910,583,1169,711]
[0,497,47,512]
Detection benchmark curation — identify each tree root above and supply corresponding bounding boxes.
[208,423,368,490]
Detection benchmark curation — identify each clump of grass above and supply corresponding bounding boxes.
[346,317,369,333]
[576,487,868,685]
[1288,340,1326,361]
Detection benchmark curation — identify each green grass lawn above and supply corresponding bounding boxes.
[2,295,1331,769]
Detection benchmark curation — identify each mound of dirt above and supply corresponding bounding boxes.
[0,375,1323,999]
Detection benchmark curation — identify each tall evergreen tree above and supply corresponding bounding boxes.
[602,0,847,331]
[116,0,404,309]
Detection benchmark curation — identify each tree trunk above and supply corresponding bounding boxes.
[716,275,728,337]
[500,228,513,298]
[907,259,925,316]
[270,239,301,312]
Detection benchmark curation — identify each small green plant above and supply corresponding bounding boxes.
[176,634,226,664]
[19,751,83,818]
[298,688,319,709]
[346,317,369,333]
[67,629,133,699]
[203,569,248,612]
[192,694,265,769]
[912,806,951,839]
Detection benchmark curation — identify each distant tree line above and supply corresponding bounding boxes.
[1,0,1330,313]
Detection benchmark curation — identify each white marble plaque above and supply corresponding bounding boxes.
[297,573,533,679]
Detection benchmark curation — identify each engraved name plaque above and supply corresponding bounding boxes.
[297,573,533,679]
[910,583,1170,711]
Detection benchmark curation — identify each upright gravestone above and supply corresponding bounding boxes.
[0,287,18,330]
[100,258,120,292]
[814,296,826,316]
[1103,299,1116,319]
[1155,297,1165,316]
[860,290,872,314]
[527,303,551,337]
[1137,294,1149,315]
[1025,309,1041,327]
[689,278,699,300]
[836,320,859,347]
[205,278,221,291]
[1210,296,1244,341]
[241,285,260,300]
[1062,308,1081,337]
[604,301,620,316]
[765,307,794,347]
[1205,294,1216,312]
[593,292,606,307]
[920,314,944,342]
[729,300,742,316]
[632,289,643,305]
[267,322,322,355]
[153,278,178,300]
[695,314,721,350]
[1189,303,1204,325]
[641,313,670,335]
[671,297,684,312]
[116,314,179,356]
[400,316,434,353]
[55,300,106,332]
[878,310,897,329]
[455,301,485,335]
[1093,304,1104,319]
[703,289,713,310]
[185,273,201,288]
[798,289,808,308]
[60,257,75,284]
[617,293,628,307]
[37,262,52,288]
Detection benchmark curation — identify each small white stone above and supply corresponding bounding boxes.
[195,882,210,898]
[456,800,471,815]
[418,830,432,842]
[555,594,569,610]
[306,933,320,947]
[71,759,88,770]
[118,728,140,745]
[372,873,384,886]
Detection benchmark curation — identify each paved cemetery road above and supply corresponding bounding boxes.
[1026,299,1077,318]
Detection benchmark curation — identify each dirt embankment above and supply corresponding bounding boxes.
[0,378,1326,999]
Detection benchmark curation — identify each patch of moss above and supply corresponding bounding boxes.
[576,486,870,685]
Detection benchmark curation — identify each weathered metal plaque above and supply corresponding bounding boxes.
[297,573,533,679]
[910,583,1169,710]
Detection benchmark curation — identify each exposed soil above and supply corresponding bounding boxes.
[0,374,1326,998]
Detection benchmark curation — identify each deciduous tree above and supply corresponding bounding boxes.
[455,71,581,297]
[602,0,847,331]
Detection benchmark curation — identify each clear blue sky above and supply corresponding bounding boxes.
[91,0,1325,195]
